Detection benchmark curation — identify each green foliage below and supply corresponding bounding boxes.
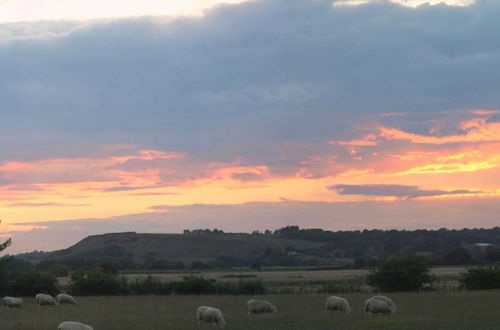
[9,271,58,296]
[48,263,70,277]
[0,237,12,294]
[69,269,128,296]
[94,259,119,274]
[4,257,34,272]
[459,265,500,290]
[367,255,434,292]
[128,276,267,295]
[442,248,472,265]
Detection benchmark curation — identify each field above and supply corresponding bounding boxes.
[3,291,500,330]
[58,266,466,285]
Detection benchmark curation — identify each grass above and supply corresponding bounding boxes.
[3,291,500,330]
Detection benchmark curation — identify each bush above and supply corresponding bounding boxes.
[68,269,128,296]
[48,264,70,277]
[459,265,500,290]
[129,276,267,295]
[367,255,434,292]
[9,271,58,296]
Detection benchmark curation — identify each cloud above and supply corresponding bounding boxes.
[0,0,500,165]
[330,184,480,199]
[6,202,90,207]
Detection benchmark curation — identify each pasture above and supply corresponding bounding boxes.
[2,290,500,330]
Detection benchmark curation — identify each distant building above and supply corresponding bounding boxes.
[473,243,494,251]
[474,243,494,247]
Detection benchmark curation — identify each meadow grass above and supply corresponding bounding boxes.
[2,290,500,330]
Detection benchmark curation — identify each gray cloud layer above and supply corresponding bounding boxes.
[330,184,479,198]
[1,0,500,165]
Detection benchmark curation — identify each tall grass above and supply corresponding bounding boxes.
[2,291,500,330]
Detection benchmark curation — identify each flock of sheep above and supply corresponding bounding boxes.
[2,293,397,329]
[197,295,398,328]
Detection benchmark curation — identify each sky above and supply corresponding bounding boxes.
[0,0,499,253]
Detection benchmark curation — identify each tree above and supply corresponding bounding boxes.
[367,256,434,292]
[443,248,471,265]
[0,220,12,295]
[0,219,12,267]
[459,265,500,290]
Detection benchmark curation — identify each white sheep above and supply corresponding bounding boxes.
[196,306,226,328]
[247,299,277,315]
[325,296,351,313]
[371,295,397,312]
[364,297,396,315]
[2,296,23,307]
[35,293,57,306]
[57,321,94,330]
[56,293,79,305]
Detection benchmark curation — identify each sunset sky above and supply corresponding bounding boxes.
[1,0,499,253]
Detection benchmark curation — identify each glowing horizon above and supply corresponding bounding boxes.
[0,0,476,24]
[0,0,253,23]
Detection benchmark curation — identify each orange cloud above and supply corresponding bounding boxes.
[379,117,500,144]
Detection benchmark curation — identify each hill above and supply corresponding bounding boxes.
[27,226,500,271]
[45,231,328,268]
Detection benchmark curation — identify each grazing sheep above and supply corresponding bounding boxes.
[57,321,93,330]
[371,295,397,312]
[35,293,57,306]
[325,296,351,313]
[196,306,226,328]
[247,299,277,315]
[2,296,23,307]
[56,293,78,305]
[364,297,395,315]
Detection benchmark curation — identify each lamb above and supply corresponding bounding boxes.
[247,299,277,315]
[364,297,396,315]
[56,293,79,305]
[371,295,397,312]
[35,293,57,306]
[2,296,23,307]
[57,321,94,330]
[325,296,351,313]
[196,306,226,328]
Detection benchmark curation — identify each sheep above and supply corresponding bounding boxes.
[56,293,79,306]
[196,306,226,328]
[325,296,351,313]
[364,297,396,315]
[35,293,57,306]
[57,321,94,330]
[2,296,23,307]
[247,299,277,315]
[371,295,397,312]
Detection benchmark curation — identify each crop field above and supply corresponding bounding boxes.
[3,290,500,330]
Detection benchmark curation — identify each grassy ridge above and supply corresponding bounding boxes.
[2,291,500,330]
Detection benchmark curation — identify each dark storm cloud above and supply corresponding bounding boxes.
[0,0,499,166]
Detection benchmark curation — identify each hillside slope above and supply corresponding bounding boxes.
[48,232,327,264]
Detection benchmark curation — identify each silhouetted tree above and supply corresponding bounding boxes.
[367,256,434,292]
[443,248,472,265]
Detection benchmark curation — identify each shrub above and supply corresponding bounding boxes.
[69,269,128,296]
[367,255,434,292]
[129,276,267,295]
[459,265,500,290]
[9,271,58,296]
[48,264,70,277]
